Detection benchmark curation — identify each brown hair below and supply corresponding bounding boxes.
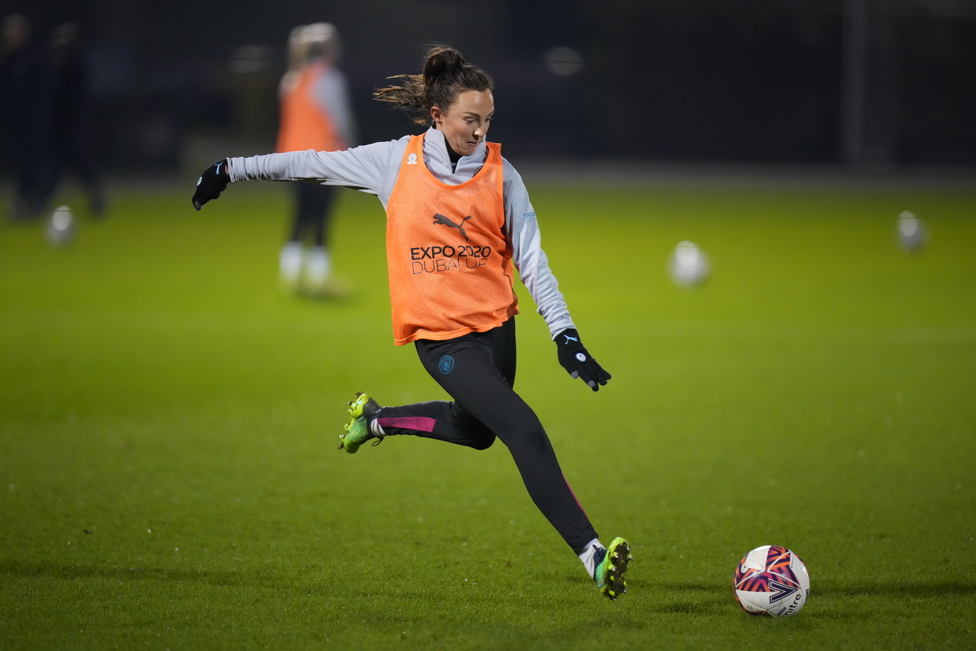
[374,45,493,125]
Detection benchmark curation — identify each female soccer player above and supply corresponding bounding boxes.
[191,46,631,600]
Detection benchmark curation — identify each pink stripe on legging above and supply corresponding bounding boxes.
[376,416,437,433]
[563,472,589,517]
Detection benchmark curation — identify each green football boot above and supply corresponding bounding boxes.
[593,537,632,600]
[338,392,383,454]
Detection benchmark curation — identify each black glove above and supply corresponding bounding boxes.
[192,159,230,210]
[555,328,611,391]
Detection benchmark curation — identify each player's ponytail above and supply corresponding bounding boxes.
[374,45,493,125]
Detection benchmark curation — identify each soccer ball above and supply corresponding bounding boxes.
[45,205,76,247]
[668,240,709,287]
[897,210,927,252]
[733,545,810,617]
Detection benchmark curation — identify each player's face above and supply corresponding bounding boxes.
[431,89,494,157]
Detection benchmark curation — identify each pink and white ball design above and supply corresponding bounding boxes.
[734,545,810,617]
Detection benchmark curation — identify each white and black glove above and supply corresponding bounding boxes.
[556,328,611,392]
[192,159,230,210]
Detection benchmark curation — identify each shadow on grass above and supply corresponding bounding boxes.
[578,577,976,618]
[0,560,244,587]
[559,575,731,615]
[652,580,730,615]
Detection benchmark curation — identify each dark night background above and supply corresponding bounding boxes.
[3,0,975,175]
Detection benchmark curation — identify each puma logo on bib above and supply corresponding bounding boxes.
[433,213,472,241]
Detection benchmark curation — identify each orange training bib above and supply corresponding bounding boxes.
[385,135,519,345]
[276,62,345,153]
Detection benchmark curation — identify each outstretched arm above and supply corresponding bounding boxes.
[190,139,407,210]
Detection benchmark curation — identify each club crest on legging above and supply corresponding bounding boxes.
[438,355,455,374]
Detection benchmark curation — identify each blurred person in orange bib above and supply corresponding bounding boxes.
[192,46,631,599]
[276,23,356,296]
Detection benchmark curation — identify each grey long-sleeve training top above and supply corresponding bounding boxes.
[227,126,576,339]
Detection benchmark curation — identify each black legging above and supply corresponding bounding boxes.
[289,182,336,247]
[373,318,599,555]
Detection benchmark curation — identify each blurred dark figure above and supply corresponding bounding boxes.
[0,14,49,221]
[38,23,106,216]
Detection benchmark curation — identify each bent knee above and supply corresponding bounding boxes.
[469,434,497,451]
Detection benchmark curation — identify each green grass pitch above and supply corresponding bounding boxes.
[1,178,974,649]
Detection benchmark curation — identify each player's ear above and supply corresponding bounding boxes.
[430,105,443,126]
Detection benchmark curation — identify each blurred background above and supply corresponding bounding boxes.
[2,0,975,183]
